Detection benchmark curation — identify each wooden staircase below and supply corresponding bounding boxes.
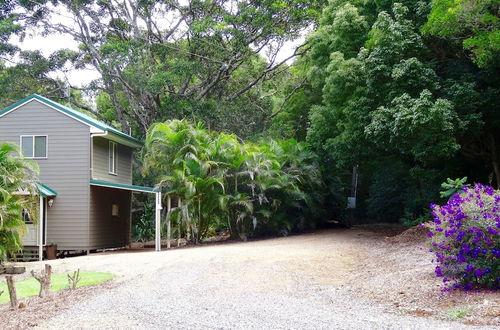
[11,248,41,262]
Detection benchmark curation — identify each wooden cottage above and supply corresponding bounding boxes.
[0,94,163,260]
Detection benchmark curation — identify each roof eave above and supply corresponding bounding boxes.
[94,131,143,148]
[90,179,157,193]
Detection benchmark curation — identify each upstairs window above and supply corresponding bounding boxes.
[21,135,47,158]
[109,141,117,175]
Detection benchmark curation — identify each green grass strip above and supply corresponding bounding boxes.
[0,271,114,304]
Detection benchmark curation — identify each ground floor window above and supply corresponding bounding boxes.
[22,209,33,224]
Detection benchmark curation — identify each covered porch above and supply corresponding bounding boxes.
[89,180,163,253]
[24,183,57,261]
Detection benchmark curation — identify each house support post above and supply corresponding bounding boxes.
[167,195,171,249]
[38,196,43,261]
[178,198,182,247]
[155,192,162,251]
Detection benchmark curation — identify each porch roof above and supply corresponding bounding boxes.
[37,183,57,197]
[90,179,158,193]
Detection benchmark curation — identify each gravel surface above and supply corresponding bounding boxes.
[37,263,488,330]
[2,228,498,329]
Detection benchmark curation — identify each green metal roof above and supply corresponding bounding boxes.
[37,183,58,197]
[90,180,157,193]
[0,94,142,146]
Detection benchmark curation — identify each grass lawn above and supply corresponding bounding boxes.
[0,271,114,304]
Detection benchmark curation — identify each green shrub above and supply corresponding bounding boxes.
[428,184,500,290]
[133,204,155,242]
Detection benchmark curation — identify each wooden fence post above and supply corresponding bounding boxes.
[6,275,18,309]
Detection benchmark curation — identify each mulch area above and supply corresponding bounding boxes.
[385,224,431,244]
[350,225,500,326]
[0,281,118,329]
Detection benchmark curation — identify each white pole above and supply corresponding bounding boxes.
[167,195,171,249]
[38,196,43,261]
[178,197,182,247]
[155,192,162,251]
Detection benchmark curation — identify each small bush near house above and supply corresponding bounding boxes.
[133,204,155,242]
[0,143,39,262]
[428,184,500,290]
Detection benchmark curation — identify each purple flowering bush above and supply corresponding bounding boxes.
[428,184,499,290]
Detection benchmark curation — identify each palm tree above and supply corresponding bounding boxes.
[261,139,325,233]
[143,120,225,244]
[142,120,325,242]
[0,143,39,262]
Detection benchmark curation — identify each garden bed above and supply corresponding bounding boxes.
[351,228,499,326]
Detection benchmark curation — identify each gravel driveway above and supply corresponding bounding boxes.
[26,229,495,330]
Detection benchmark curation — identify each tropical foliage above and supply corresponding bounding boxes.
[142,120,324,243]
[132,203,156,243]
[0,143,39,262]
[271,0,500,224]
[0,0,499,231]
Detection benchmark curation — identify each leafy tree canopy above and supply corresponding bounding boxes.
[4,0,327,138]
[423,0,500,67]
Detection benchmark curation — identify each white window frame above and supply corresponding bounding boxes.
[20,135,48,159]
[109,141,117,175]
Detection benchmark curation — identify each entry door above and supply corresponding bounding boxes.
[22,199,46,246]
[24,222,38,245]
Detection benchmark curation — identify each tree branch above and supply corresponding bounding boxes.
[269,77,307,119]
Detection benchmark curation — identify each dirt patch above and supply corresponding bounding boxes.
[350,230,500,326]
[385,224,431,244]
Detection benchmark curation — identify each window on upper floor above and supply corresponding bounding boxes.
[109,141,117,175]
[21,135,47,158]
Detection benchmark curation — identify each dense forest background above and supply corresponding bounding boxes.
[1,0,499,227]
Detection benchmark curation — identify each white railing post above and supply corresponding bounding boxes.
[167,195,171,249]
[38,196,43,261]
[155,192,162,251]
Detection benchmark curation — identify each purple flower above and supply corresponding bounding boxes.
[474,269,485,277]
[435,265,443,277]
[428,183,499,290]
[487,227,499,235]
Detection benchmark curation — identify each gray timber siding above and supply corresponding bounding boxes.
[92,137,133,185]
[0,100,90,250]
[89,186,131,249]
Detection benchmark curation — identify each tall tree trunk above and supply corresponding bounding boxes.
[490,133,500,188]
[492,159,500,189]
